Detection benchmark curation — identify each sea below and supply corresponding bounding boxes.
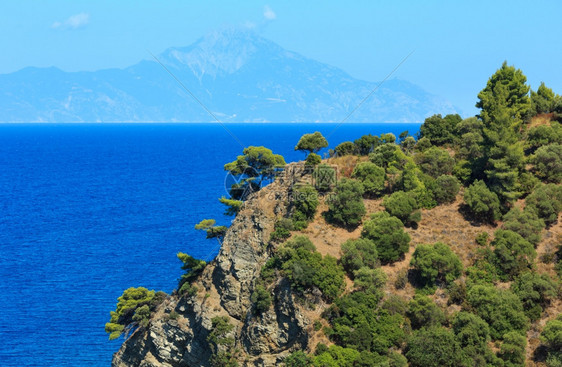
[0,123,420,366]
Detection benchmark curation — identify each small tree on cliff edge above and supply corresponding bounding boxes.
[295,132,329,156]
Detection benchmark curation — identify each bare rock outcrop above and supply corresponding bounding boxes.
[112,164,311,367]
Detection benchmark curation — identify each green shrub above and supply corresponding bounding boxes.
[452,311,492,363]
[526,122,562,153]
[340,238,378,274]
[405,326,466,367]
[491,229,536,280]
[530,143,562,183]
[270,218,294,242]
[305,152,322,166]
[410,242,463,287]
[335,141,357,156]
[369,144,406,169]
[361,211,410,264]
[502,207,545,246]
[466,284,529,340]
[414,147,455,178]
[325,178,366,229]
[475,231,489,246]
[511,272,557,321]
[407,294,446,329]
[284,351,311,367]
[250,285,272,314]
[295,132,329,155]
[540,314,562,367]
[353,267,387,294]
[313,164,337,193]
[382,190,421,227]
[414,137,432,152]
[354,134,381,155]
[433,175,460,204]
[291,184,319,230]
[105,287,157,340]
[278,236,345,301]
[177,252,206,292]
[498,331,526,367]
[525,183,562,226]
[463,180,501,223]
[351,162,386,197]
[419,113,462,146]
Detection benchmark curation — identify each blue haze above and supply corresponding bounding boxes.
[0,123,419,366]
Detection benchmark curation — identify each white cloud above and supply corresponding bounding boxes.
[263,5,276,20]
[52,13,90,30]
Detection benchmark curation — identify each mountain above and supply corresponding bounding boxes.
[0,28,459,122]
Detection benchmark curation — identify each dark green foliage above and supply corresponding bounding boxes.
[351,162,386,197]
[452,159,473,184]
[410,242,463,287]
[105,287,159,340]
[208,316,238,367]
[498,331,526,367]
[381,295,408,316]
[433,175,460,204]
[466,284,529,340]
[291,184,319,230]
[414,137,432,152]
[407,294,446,329]
[452,311,492,364]
[502,207,545,246]
[353,267,387,294]
[218,197,243,216]
[511,272,557,321]
[419,113,462,146]
[405,327,467,367]
[476,61,531,126]
[270,218,294,242]
[382,190,421,227]
[195,219,227,239]
[295,131,329,155]
[463,180,501,223]
[250,285,272,314]
[369,144,406,169]
[325,178,366,229]
[541,315,562,367]
[324,292,405,354]
[340,238,378,274]
[361,211,410,264]
[313,163,337,193]
[491,229,536,280]
[284,351,311,367]
[177,252,206,293]
[305,152,322,166]
[354,134,381,156]
[401,136,417,154]
[224,146,286,201]
[525,183,562,226]
[526,122,562,153]
[278,236,345,301]
[335,141,357,156]
[530,143,562,183]
[414,147,455,178]
[531,82,557,115]
[475,231,489,246]
[455,117,485,160]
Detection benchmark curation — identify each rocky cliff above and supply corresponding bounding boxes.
[112,164,311,367]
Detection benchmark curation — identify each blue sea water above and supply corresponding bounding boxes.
[0,123,420,366]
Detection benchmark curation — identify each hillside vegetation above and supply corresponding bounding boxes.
[109,62,562,367]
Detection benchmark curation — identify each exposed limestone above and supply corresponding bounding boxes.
[112,164,311,367]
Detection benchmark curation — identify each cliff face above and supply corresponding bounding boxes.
[112,165,310,367]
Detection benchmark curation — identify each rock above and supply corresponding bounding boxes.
[112,164,313,367]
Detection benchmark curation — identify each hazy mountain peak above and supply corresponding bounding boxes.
[0,29,460,122]
[161,28,276,79]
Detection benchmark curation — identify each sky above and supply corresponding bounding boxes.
[1,0,561,116]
